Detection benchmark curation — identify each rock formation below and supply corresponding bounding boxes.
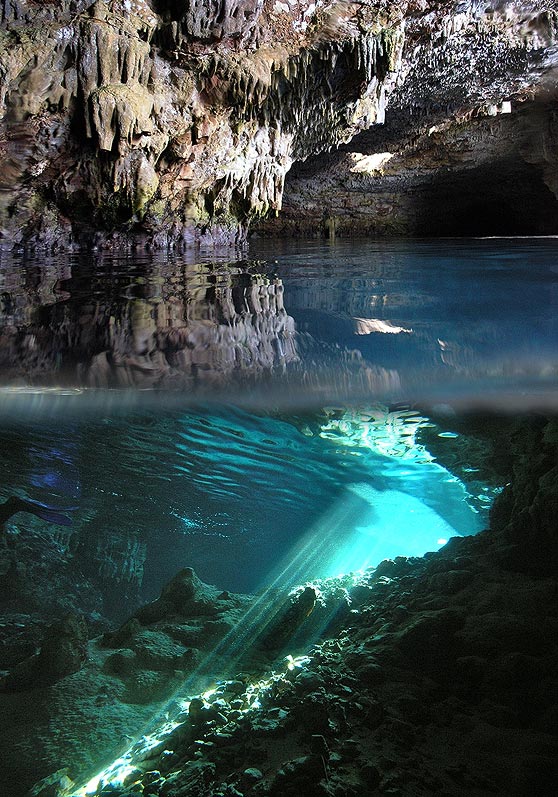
[2,612,88,691]
[3,2,555,248]
[0,415,556,796]
[260,102,558,237]
[258,2,558,237]
[0,0,404,248]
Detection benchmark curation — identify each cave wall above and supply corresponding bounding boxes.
[258,103,558,237]
[0,0,404,249]
[1,2,558,248]
[490,415,558,575]
[257,0,558,238]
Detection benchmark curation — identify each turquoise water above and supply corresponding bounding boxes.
[0,401,493,618]
[0,237,553,618]
[0,237,557,406]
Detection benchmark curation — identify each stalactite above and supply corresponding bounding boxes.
[1,1,554,248]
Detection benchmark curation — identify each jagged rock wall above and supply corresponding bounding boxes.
[258,102,558,236]
[1,1,557,246]
[258,0,558,236]
[0,0,404,248]
[154,0,265,44]
[491,416,558,575]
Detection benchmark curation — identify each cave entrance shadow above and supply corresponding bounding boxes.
[414,157,558,237]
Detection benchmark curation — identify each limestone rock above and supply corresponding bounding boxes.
[4,2,557,247]
[1,0,404,247]
[154,0,264,44]
[257,3,558,238]
[26,768,74,797]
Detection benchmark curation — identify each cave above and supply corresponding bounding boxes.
[416,159,558,237]
[401,153,558,237]
[1,2,558,797]
[275,153,558,237]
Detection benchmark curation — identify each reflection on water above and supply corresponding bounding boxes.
[0,255,296,392]
[1,238,557,406]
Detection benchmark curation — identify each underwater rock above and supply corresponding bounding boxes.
[103,647,136,676]
[253,584,317,652]
[0,612,47,671]
[26,768,74,797]
[2,612,88,691]
[158,760,216,797]
[242,766,263,783]
[123,668,185,704]
[97,567,252,706]
[490,417,558,574]
[272,755,326,793]
[134,567,225,624]
[359,762,381,790]
[5,422,558,797]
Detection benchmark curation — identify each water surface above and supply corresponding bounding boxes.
[1,237,556,407]
[0,401,497,618]
[0,237,553,619]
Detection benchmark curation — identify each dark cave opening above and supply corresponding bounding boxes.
[415,158,558,237]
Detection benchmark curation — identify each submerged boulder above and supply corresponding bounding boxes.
[2,613,88,692]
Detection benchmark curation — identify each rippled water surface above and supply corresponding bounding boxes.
[0,237,553,615]
[0,402,496,607]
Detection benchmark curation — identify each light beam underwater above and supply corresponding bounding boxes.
[73,496,374,794]
[73,412,486,795]
[74,469,478,794]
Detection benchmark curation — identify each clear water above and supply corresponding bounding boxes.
[1,237,557,407]
[0,404,490,605]
[0,237,555,615]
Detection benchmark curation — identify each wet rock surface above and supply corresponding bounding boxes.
[257,2,558,238]
[2,612,88,691]
[44,535,556,797]
[0,566,253,796]
[0,0,404,249]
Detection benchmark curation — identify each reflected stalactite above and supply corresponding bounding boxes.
[2,241,557,407]
[0,259,298,391]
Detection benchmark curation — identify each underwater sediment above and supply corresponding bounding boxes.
[0,413,557,797]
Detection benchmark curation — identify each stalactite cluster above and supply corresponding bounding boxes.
[0,0,403,247]
[1,1,557,245]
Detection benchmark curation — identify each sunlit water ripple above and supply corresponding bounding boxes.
[0,403,493,597]
[0,238,550,602]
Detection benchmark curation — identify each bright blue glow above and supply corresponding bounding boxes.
[322,481,476,576]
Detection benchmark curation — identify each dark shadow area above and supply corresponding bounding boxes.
[415,158,558,237]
